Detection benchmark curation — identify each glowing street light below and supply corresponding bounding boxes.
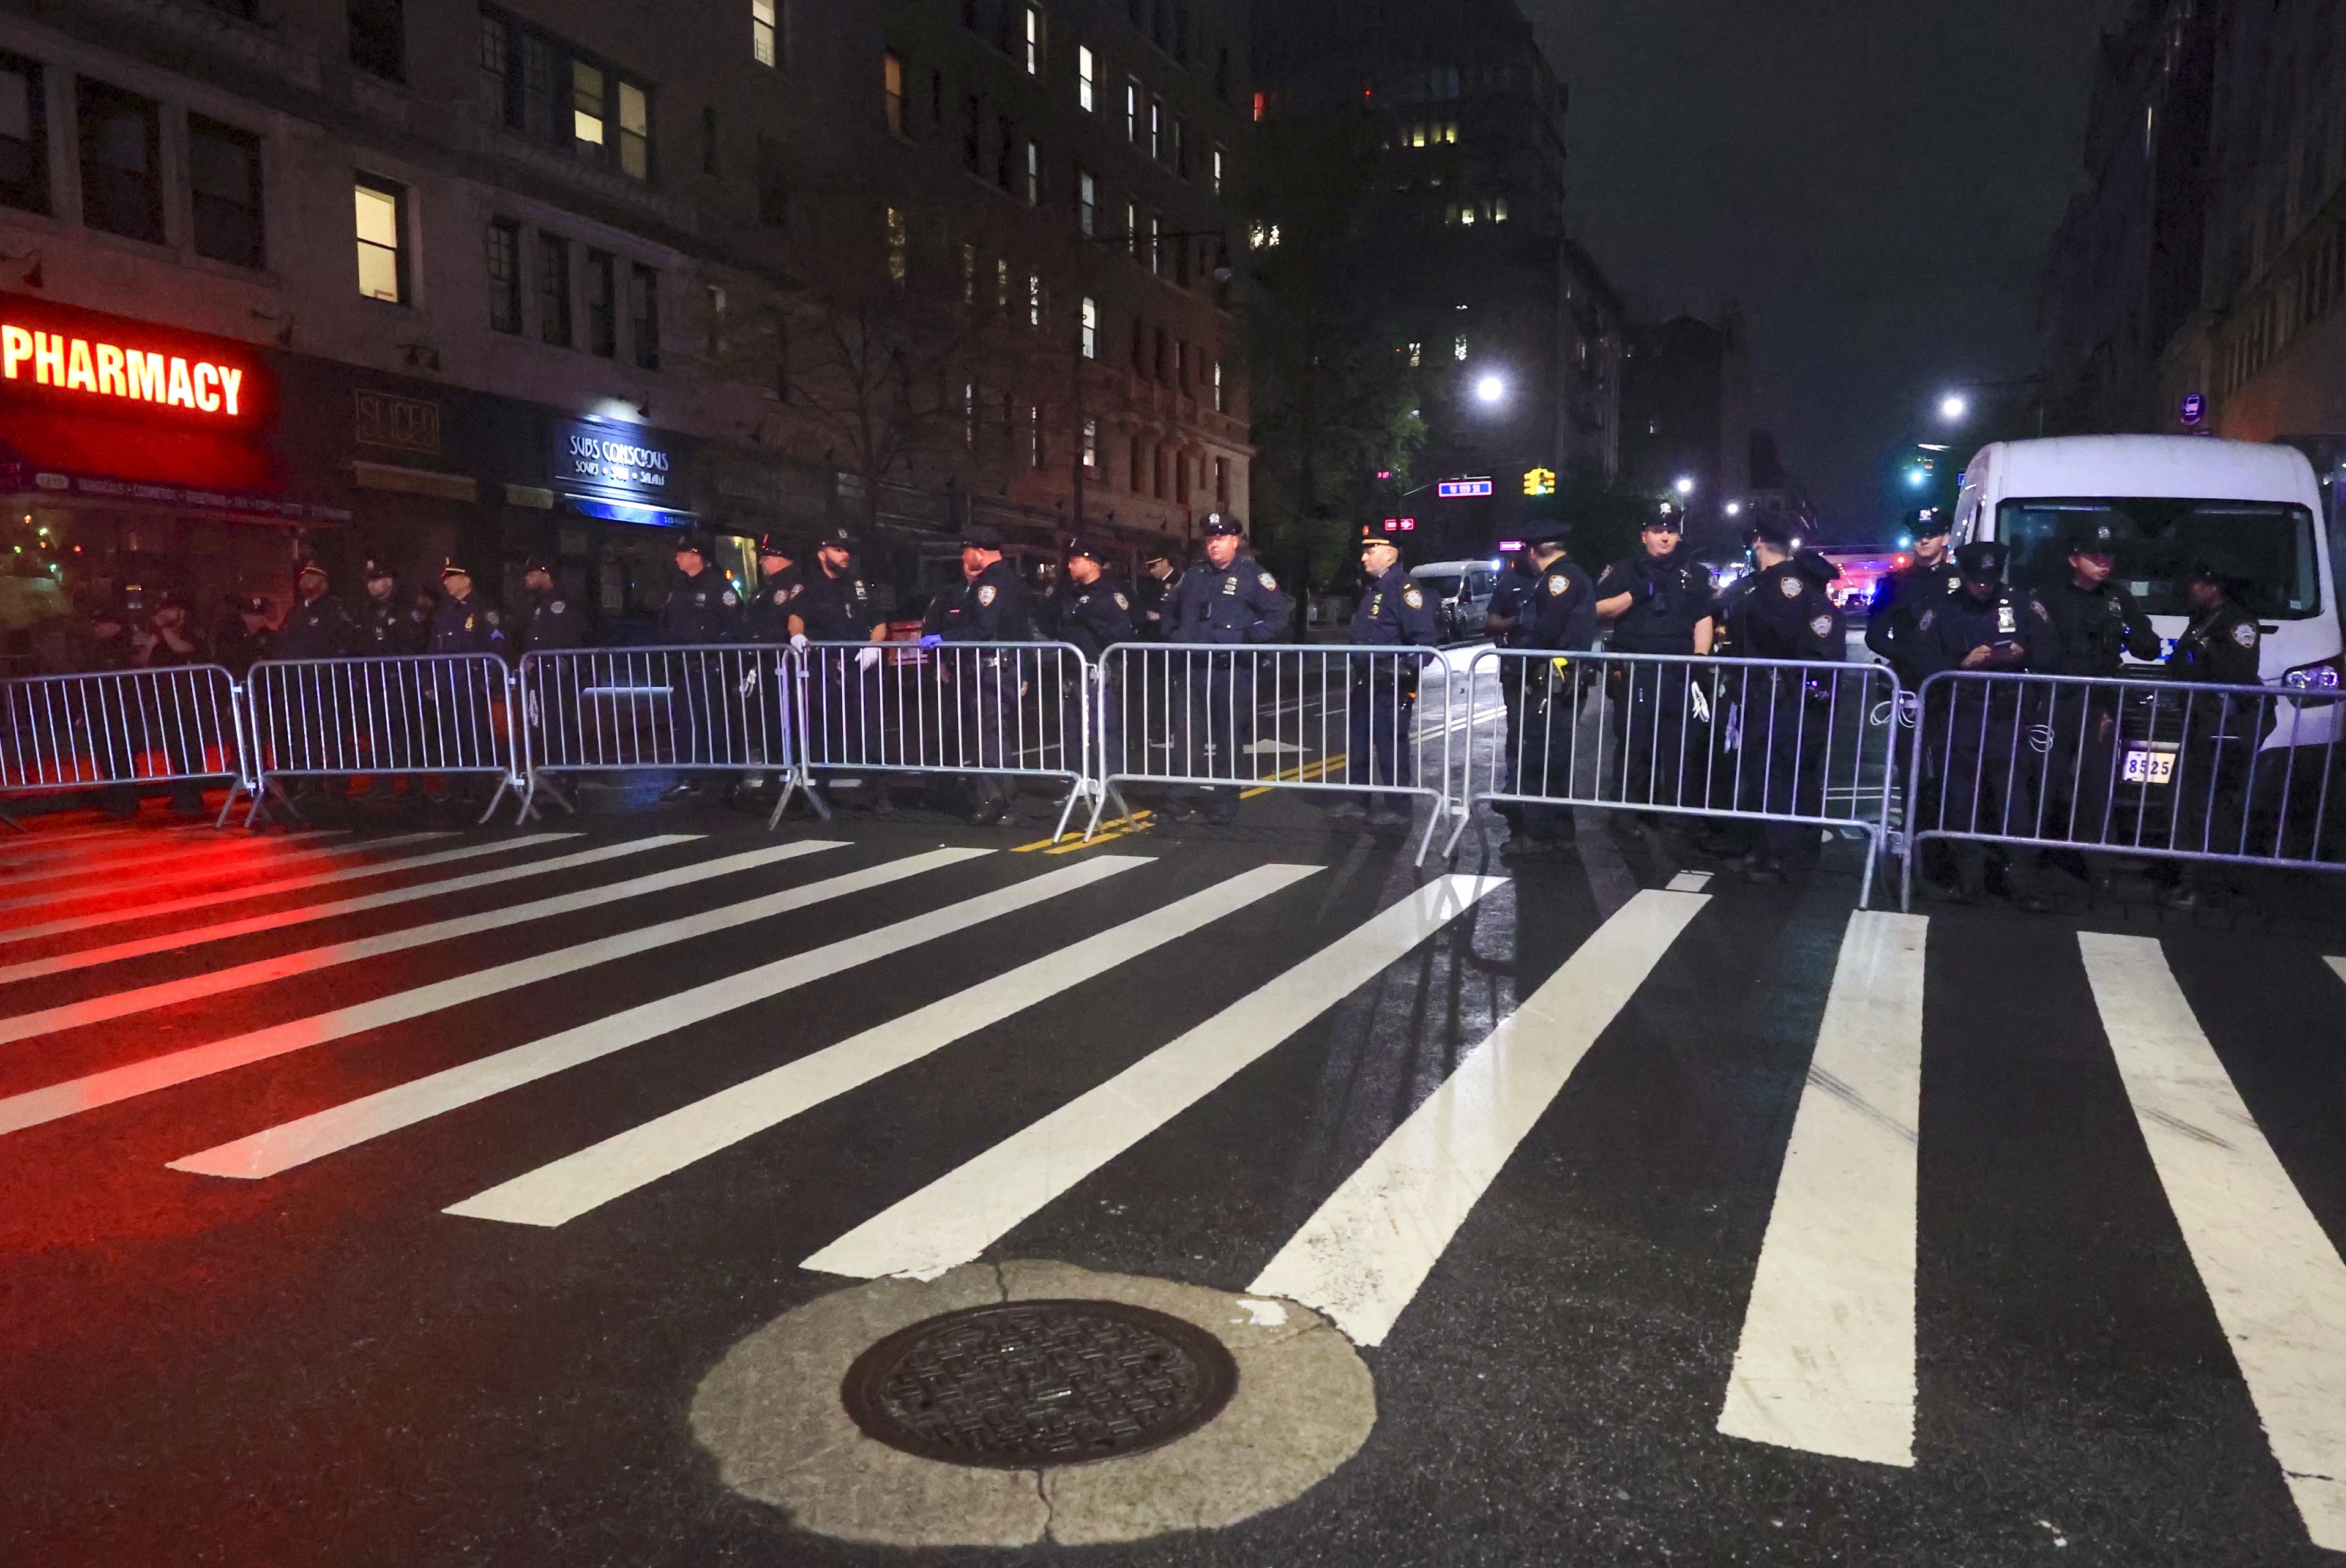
[1723,500,1743,518]
[1673,476,1697,498]
[1473,371,1507,405]
[1938,393,1970,423]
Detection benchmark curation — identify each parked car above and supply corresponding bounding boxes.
[1409,559,1503,644]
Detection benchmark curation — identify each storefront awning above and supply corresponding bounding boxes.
[2,464,353,524]
[561,493,698,528]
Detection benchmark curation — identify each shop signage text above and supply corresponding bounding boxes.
[354,389,443,455]
[2,322,249,418]
[551,418,673,498]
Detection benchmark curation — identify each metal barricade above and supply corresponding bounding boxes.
[783,640,1096,839]
[0,664,250,829]
[1445,648,1903,903]
[242,654,518,826]
[517,643,801,824]
[1093,642,1456,864]
[1902,668,2345,908]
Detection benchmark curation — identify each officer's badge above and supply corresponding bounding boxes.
[463,615,476,632]
[1548,575,1568,595]
[1402,586,1425,610]
[1917,609,1935,632]
[551,600,566,614]
[1996,603,2018,635]
[1369,595,1383,615]
[1259,572,1278,591]
[1809,614,1833,639]
[1113,592,1129,609]
[721,591,738,607]
[1945,575,1961,594]
[773,589,789,605]
[2232,621,2258,648]
[2106,595,2124,615]
[1779,576,1802,598]
[853,583,869,599]
[978,584,998,607]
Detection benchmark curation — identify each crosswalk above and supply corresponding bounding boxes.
[2,821,2344,1550]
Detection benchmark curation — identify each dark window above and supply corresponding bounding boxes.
[189,116,264,268]
[486,218,522,332]
[963,94,982,170]
[348,0,406,82]
[200,0,260,17]
[1175,4,1190,62]
[585,248,616,356]
[0,52,50,216]
[77,80,162,243]
[962,0,979,29]
[538,232,572,346]
[996,114,1014,188]
[630,263,660,368]
[1128,434,1143,493]
[756,135,790,226]
[1130,317,1145,373]
[1153,326,1167,381]
[1152,0,1168,50]
[700,104,719,176]
[1215,45,1228,100]
[931,67,944,125]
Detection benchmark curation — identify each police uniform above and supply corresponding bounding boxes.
[276,569,359,662]
[1509,520,1599,845]
[1724,539,1847,878]
[517,562,588,654]
[922,528,1038,820]
[427,586,509,656]
[1596,521,1717,812]
[793,531,891,802]
[211,596,276,678]
[1133,556,1182,641]
[659,558,743,644]
[652,539,747,788]
[1863,545,1960,691]
[1344,533,1439,817]
[742,534,805,646]
[1910,540,2047,902]
[359,563,427,657]
[419,561,511,808]
[2035,518,2159,854]
[1160,517,1293,823]
[1480,555,1544,819]
[2167,564,2267,875]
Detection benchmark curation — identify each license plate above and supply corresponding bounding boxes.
[2122,748,2176,785]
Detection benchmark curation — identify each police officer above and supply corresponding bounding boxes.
[427,559,508,655]
[358,560,426,656]
[116,588,210,813]
[1719,519,1846,883]
[2162,559,2266,907]
[741,534,805,646]
[517,556,588,654]
[785,528,890,811]
[1481,543,1545,829]
[922,524,1037,824]
[2034,517,2159,884]
[1133,545,1182,641]
[1508,517,1600,850]
[211,593,276,677]
[126,586,205,669]
[1040,539,1140,796]
[419,560,508,810]
[1334,526,1439,824]
[275,561,358,661]
[1595,509,1717,819]
[1910,539,2048,905]
[660,534,742,644]
[1863,510,1959,690]
[652,534,744,797]
[1161,514,1292,824]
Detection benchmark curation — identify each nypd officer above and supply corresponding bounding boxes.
[1481,542,1545,831]
[517,556,587,653]
[1162,514,1293,825]
[789,528,890,810]
[422,559,509,809]
[277,561,358,661]
[2162,559,2266,906]
[1334,525,1439,824]
[1864,509,1959,690]
[922,525,1037,824]
[1042,539,1140,785]
[1722,518,1845,883]
[1133,545,1182,641]
[1595,507,1717,818]
[359,560,427,656]
[427,559,507,655]
[1508,517,1600,849]
[2034,517,2158,881]
[654,534,744,796]
[1910,539,2048,905]
[742,534,805,644]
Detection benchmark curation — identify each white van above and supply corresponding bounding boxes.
[1952,435,2342,752]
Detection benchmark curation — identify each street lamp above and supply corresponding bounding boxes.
[1938,393,1970,423]
[1723,500,1743,518]
[1473,371,1507,405]
[1673,476,1697,498]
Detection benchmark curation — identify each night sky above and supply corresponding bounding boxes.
[1531,0,2137,540]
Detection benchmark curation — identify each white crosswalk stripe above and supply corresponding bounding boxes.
[801,873,1508,1282]
[0,840,843,1048]
[0,829,353,898]
[178,855,1155,1179]
[444,862,1321,1227]
[0,832,453,915]
[0,834,673,984]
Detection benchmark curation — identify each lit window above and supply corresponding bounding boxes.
[1077,45,1095,111]
[1145,211,1160,274]
[1078,168,1097,234]
[1149,98,1162,161]
[886,206,908,284]
[1083,418,1099,471]
[1031,405,1044,467]
[1460,205,1475,227]
[1125,79,1140,143]
[1248,220,1280,249]
[1081,296,1099,358]
[964,381,977,447]
[1443,121,1459,144]
[1211,146,1224,196]
[884,53,904,133]
[1453,334,1468,361]
[962,242,977,304]
[1125,200,1140,259]
[996,256,1010,310]
[572,60,605,146]
[753,0,777,66]
[1024,5,1043,74]
[1212,360,1225,412]
[354,176,406,302]
[1029,272,1043,327]
[1410,124,1425,148]
[1026,139,1041,204]
[1491,196,1507,223]
[1408,342,1422,367]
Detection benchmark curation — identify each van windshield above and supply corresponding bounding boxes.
[1997,498,2322,619]
[1417,575,1463,600]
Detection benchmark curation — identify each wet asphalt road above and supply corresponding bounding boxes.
[3,788,2345,1567]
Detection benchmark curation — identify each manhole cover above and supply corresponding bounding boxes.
[840,1298,1240,1469]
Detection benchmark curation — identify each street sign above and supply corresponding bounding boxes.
[2181,392,2206,427]
[1436,477,1494,498]
[1380,517,1418,532]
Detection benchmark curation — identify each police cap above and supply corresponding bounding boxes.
[296,559,328,583]
[522,554,558,575]
[2063,517,2121,554]
[671,532,709,559]
[1357,524,1402,551]
[1200,514,1245,539]
[1744,515,1798,550]
[962,524,1005,550]
[754,532,794,559]
[1519,518,1572,547]
[362,558,396,582]
[815,526,858,552]
[1911,508,1950,540]
[1792,550,1842,589]
[1953,540,2008,578]
[2185,556,2247,592]
[1143,543,1176,565]
[1066,537,1110,564]
[439,557,474,580]
[239,593,271,616]
[1643,510,1684,534]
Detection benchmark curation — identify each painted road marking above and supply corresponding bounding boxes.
[0,840,848,1050]
[1666,871,1713,892]
[0,823,211,861]
[1716,910,1927,1468]
[445,864,1318,1226]
[184,857,1156,1181]
[2080,933,2346,1551]
[0,847,981,1138]
[0,835,670,984]
[802,873,1507,1282]
[1249,888,1711,1346]
[0,830,353,898]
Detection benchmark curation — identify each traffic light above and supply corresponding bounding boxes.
[1523,466,1557,498]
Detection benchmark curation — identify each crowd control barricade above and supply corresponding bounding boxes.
[1901,668,2345,908]
[782,640,1096,839]
[242,653,517,826]
[517,643,801,825]
[0,664,250,829]
[1093,642,1457,864]
[1445,648,1903,903]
